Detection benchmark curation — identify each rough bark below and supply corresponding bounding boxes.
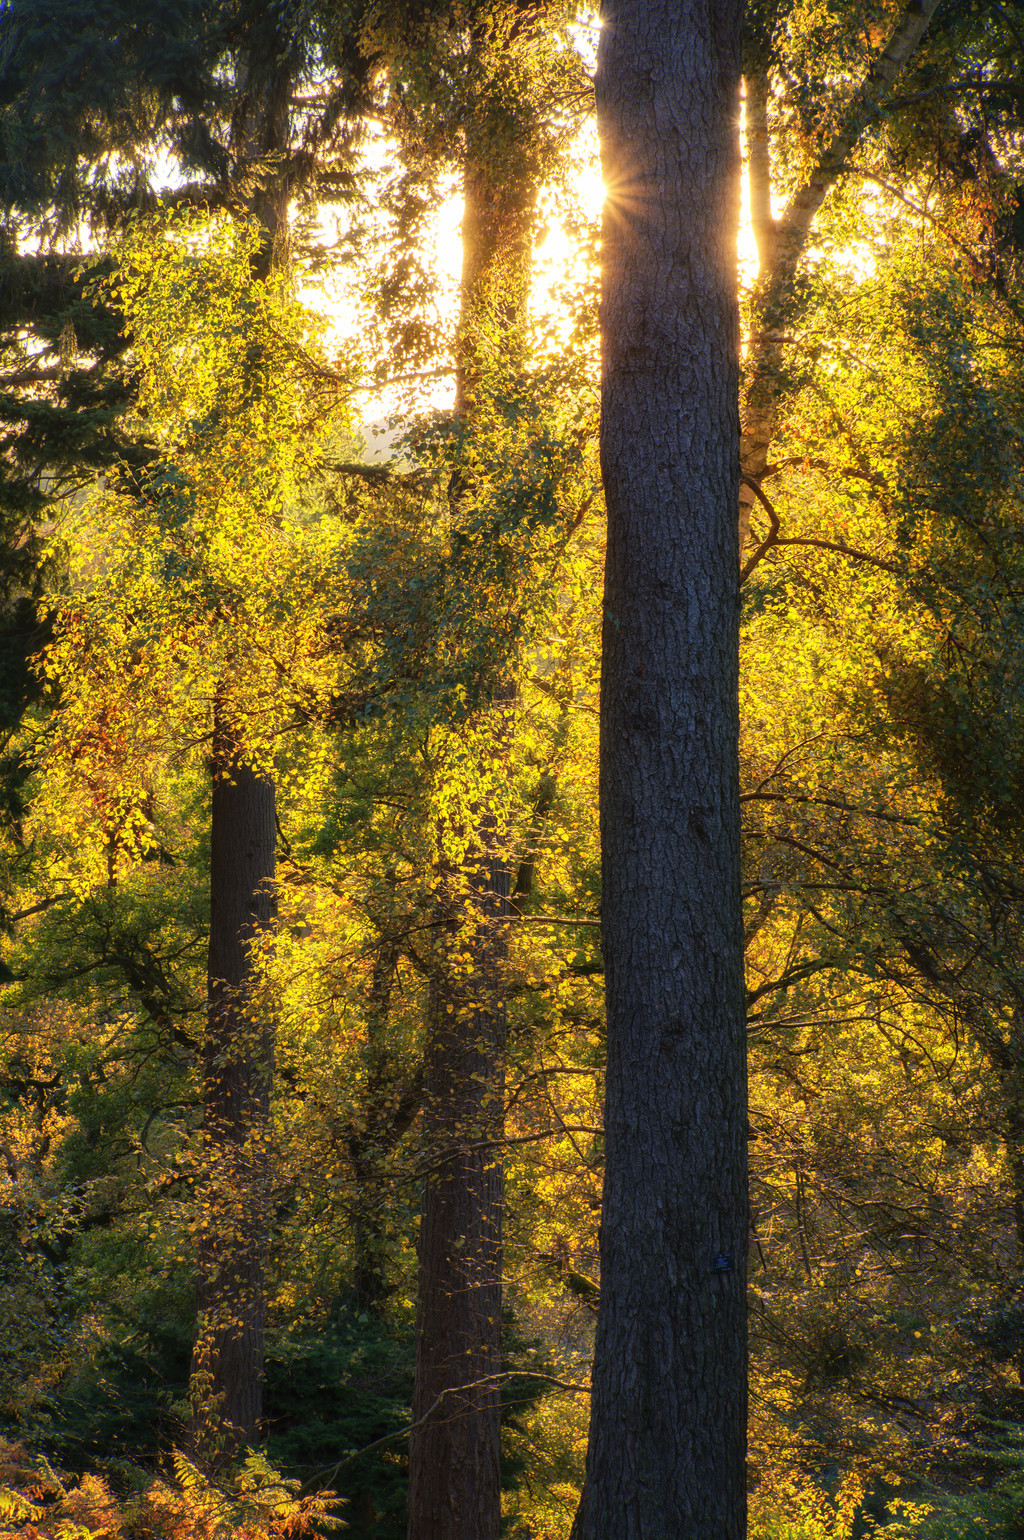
[571,1,747,1536]
[405,119,536,1538]
[406,688,519,1540]
[406,815,510,1540]
[191,711,276,1462]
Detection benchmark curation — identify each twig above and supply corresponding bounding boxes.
[300,1371,591,1491]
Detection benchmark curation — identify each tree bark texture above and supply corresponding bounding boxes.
[406,110,537,1539]
[407,683,519,1540]
[191,713,276,1463]
[572,2,747,1537]
[406,821,510,1540]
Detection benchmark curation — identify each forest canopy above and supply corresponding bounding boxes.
[1,0,1024,1536]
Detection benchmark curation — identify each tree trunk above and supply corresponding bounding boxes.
[571,1,747,1536]
[739,0,940,547]
[406,816,510,1540]
[188,23,296,1464]
[348,939,426,1314]
[405,103,536,1533]
[191,710,276,1464]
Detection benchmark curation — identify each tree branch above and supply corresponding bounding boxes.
[739,473,903,581]
[771,0,942,284]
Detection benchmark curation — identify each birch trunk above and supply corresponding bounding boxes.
[739,0,941,546]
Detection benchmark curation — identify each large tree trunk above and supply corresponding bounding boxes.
[191,710,276,1463]
[405,101,536,1538]
[571,1,747,1536]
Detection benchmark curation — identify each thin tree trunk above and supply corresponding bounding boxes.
[407,794,510,1540]
[739,72,776,551]
[348,939,426,1314]
[405,100,536,1534]
[745,73,775,275]
[739,0,940,545]
[571,1,747,1536]
[191,708,276,1463]
[349,941,401,1312]
[188,23,296,1461]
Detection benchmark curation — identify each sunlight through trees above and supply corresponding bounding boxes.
[0,1,1023,1536]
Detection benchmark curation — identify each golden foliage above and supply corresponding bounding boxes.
[0,1440,344,1540]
